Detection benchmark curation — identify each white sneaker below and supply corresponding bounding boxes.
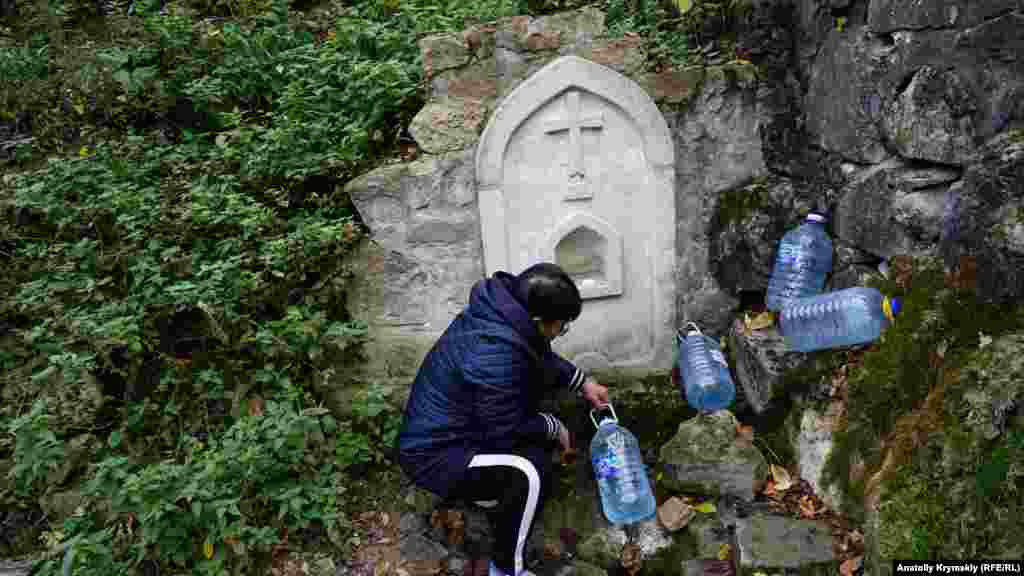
[488,561,536,576]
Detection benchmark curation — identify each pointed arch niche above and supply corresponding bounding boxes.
[545,212,622,300]
[473,55,677,369]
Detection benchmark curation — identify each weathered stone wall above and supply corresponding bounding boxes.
[344,6,713,381]
[344,0,1024,384]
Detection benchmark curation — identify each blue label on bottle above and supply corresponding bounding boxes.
[595,453,622,480]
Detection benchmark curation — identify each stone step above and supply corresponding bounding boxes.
[0,559,33,576]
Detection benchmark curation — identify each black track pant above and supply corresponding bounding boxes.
[455,443,552,575]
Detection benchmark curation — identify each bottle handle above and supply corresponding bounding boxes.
[677,322,702,344]
[590,403,618,429]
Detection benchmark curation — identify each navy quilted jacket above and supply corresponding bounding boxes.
[397,272,585,499]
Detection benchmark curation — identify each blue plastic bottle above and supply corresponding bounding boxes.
[677,322,736,412]
[766,212,834,312]
[778,287,902,352]
[589,404,656,525]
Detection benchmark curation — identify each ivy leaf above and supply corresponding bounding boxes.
[108,431,122,449]
[693,501,716,513]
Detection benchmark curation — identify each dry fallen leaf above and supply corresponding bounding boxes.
[543,541,562,561]
[248,396,265,417]
[769,464,793,492]
[429,510,445,531]
[798,495,819,518]
[840,556,864,576]
[745,311,775,332]
[736,424,755,443]
[657,497,695,532]
[621,543,643,576]
[694,501,717,514]
[447,511,466,548]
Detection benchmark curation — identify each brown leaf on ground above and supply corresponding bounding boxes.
[736,424,755,443]
[840,556,863,576]
[769,464,794,492]
[446,511,465,548]
[888,255,915,289]
[745,311,776,332]
[544,541,562,561]
[657,497,695,532]
[945,255,978,293]
[798,495,819,518]
[248,396,264,417]
[429,510,445,531]
[621,543,642,576]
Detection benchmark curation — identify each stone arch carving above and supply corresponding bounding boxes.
[476,55,674,188]
[474,55,676,276]
[543,212,623,300]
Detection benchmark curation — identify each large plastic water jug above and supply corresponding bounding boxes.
[778,286,902,352]
[765,212,833,312]
[589,404,656,525]
[677,322,736,412]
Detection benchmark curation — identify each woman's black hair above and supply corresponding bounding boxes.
[514,262,582,322]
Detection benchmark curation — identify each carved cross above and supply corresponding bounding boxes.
[544,90,604,200]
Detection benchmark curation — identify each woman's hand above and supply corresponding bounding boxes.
[582,378,610,410]
[558,425,572,454]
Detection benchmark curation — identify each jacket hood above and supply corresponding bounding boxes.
[467,272,549,353]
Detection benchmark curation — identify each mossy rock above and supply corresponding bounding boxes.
[659,411,768,502]
[823,255,1024,521]
[873,332,1024,563]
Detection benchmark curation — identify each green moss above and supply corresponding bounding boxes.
[876,427,1024,561]
[816,256,1024,562]
[716,176,771,229]
[643,529,700,573]
[894,127,914,149]
[822,257,1024,509]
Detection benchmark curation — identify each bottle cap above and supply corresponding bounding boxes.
[883,296,902,323]
[806,213,827,223]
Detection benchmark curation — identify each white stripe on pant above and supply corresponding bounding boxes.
[467,454,541,576]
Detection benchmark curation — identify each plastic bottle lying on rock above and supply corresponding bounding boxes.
[589,404,656,525]
[766,212,833,312]
[779,286,902,352]
[677,322,735,412]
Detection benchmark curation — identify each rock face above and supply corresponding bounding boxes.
[345,0,1024,378]
[0,560,32,576]
[735,513,836,569]
[794,401,847,512]
[728,318,811,414]
[940,130,1024,303]
[869,332,1024,573]
[708,176,822,296]
[867,0,1020,33]
[835,158,959,259]
[674,65,773,340]
[659,411,769,502]
[804,9,1024,165]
